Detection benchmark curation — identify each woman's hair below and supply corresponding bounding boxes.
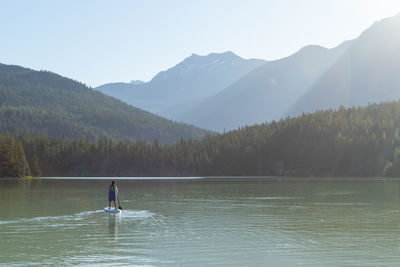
[111,180,115,185]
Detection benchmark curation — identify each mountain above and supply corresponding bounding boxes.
[288,14,400,116]
[176,13,400,132]
[0,63,211,144]
[176,42,350,132]
[96,13,400,133]
[130,80,145,85]
[95,51,266,114]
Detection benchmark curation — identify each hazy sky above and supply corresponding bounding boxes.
[1,0,399,87]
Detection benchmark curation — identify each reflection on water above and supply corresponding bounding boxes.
[2,177,400,266]
[108,213,120,238]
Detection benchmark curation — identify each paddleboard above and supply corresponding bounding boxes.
[104,207,122,213]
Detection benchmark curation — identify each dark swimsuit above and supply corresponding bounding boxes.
[108,185,117,201]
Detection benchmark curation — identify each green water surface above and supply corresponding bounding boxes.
[1,177,400,266]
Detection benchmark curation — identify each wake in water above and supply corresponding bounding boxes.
[119,210,154,219]
[0,209,155,226]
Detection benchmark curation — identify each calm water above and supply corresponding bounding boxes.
[1,177,400,266]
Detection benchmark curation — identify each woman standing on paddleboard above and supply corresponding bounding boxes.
[108,181,118,209]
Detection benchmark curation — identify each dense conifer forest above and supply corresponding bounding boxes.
[3,100,400,178]
[0,63,210,144]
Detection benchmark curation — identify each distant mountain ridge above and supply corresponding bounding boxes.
[96,13,400,132]
[171,14,400,131]
[0,63,210,144]
[174,42,351,131]
[288,13,400,117]
[130,80,145,85]
[95,51,266,114]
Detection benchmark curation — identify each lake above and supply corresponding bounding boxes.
[1,177,400,266]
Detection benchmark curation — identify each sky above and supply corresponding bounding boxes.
[0,0,400,87]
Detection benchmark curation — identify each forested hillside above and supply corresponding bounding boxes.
[4,100,400,177]
[0,63,210,144]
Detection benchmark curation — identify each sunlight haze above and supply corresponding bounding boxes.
[0,0,399,86]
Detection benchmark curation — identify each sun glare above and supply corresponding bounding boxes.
[377,0,400,15]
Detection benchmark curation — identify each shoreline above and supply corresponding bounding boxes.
[2,175,398,181]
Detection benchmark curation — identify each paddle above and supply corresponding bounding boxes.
[117,194,123,210]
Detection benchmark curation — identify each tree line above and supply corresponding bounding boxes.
[4,100,400,178]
